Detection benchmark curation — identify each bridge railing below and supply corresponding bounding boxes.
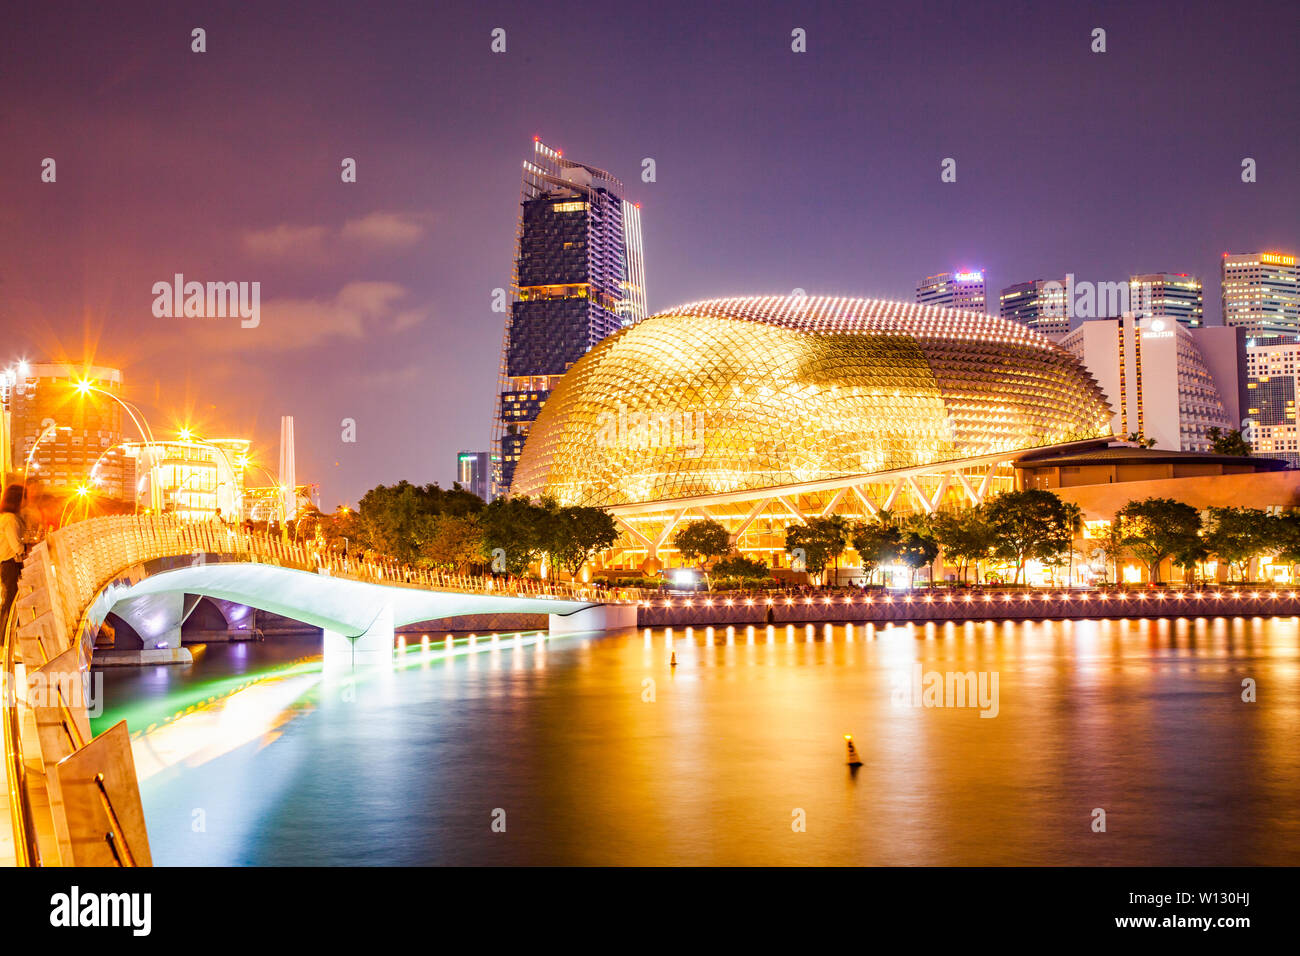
[40,515,641,624]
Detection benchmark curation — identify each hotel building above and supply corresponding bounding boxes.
[1058,316,1241,452]
[1222,251,1300,337]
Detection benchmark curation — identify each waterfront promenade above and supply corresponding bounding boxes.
[637,587,1300,627]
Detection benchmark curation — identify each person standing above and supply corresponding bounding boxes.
[1,484,27,627]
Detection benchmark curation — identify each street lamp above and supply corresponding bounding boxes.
[58,484,92,527]
[72,379,164,512]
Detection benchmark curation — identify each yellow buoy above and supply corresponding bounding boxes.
[845,734,863,766]
[670,651,677,667]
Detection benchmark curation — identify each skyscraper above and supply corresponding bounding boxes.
[915,271,986,311]
[456,450,495,502]
[1222,251,1300,338]
[999,280,1069,336]
[493,140,647,492]
[279,415,296,521]
[1129,273,1204,327]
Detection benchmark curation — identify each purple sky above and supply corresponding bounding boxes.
[3,0,1297,506]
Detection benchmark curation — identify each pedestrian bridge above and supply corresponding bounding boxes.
[2,515,637,867]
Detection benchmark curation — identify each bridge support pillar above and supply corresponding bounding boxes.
[323,603,394,669]
[108,591,196,651]
[549,603,638,636]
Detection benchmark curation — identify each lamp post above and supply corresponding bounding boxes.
[72,379,164,512]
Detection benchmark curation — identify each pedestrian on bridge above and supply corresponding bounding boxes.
[1,484,26,627]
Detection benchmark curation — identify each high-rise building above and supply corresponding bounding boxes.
[456,450,495,502]
[1222,251,1300,337]
[1058,315,1238,452]
[915,270,986,311]
[1245,339,1300,466]
[1129,273,1204,327]
[8,362,126,498]
[493,140,647,492]
[999,279,1069,336]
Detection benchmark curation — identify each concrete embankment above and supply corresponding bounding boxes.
[637,590,1300,627]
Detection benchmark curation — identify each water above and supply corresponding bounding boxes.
[96,618,1300,865]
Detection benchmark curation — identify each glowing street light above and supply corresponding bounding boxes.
[71,378,163,511]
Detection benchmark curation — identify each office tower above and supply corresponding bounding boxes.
[456,450,496,502]
[1222,251,1300,337]
[999,279,1069,336]
[915,270,986,311]
[1129,273,1204,327]
[279,415,296,521]
[1246,339,1300,466]
[493,139,647,492]
[1058,316,1236,452]
[8,362,126,498]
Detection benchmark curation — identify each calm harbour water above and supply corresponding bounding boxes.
[96,616,1300,866]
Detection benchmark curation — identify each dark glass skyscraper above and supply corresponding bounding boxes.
[493,140,646,493]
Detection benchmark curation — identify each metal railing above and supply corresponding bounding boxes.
[2,603,39,866]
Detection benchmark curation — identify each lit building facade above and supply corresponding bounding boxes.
[1222,251,1300,337]
[999,279,1070,336]
[456,450,496,501]
[8,362,126,499]
[1058,315,1238,452]
[1129,273,1203,327]
[1245,339,1300,465]
[512,295,1112,568]
[126,438,249,520]
[494,140,647,493]
[916,270,986,311]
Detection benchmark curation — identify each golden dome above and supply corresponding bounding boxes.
[511,295,1112,507]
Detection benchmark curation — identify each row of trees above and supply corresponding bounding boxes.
[671,491,1300,587]
[309,481,618,578]
[1102,499,1300,583]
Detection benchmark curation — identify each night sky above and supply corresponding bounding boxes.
[3,0,1297,506]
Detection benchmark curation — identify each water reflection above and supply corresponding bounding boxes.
[97,618,1300,866]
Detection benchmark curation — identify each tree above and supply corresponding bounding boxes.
[1115,497,1202,584]
[542,503,620,579]
[479,495,547,576]
[672,518,732,565]
[1097,517,1127,584]
[784,516,849,583]
[850,519,903,585]
[897,530,939,588]
[929,505,995,584]
[1203,506,1278,581]
[356,480,485,565]
[711,554,771,585]
[1126,432,1157,448]
[984,489,1078,584]
[422,513,483,573]
[1207,426,1252,457]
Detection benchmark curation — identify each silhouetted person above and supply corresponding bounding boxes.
[1,484,26,627]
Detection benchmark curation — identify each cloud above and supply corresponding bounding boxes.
[340,212,427,246]
[242,212,427,260]
[242,223,329,258]
[164,281,432,353]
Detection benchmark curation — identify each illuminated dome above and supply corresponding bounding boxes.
[511,295,1112,507]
